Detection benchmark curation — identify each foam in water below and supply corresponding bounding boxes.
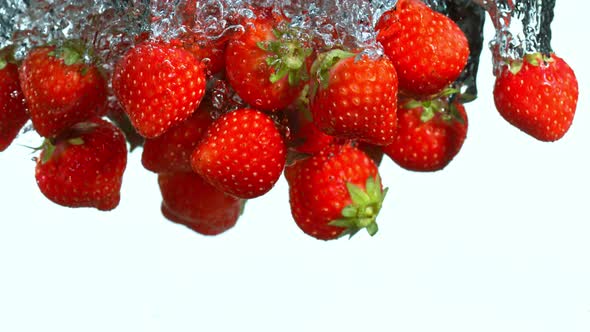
[0,0,555,89]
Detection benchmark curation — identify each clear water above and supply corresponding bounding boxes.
[0,0,402,74]
[480,0,550,73]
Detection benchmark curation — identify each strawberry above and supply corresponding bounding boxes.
[35,118,128,211]
[287,105,335,156]
[191,108,286,199]
[112,40,206,138]
[225,9,312,111]
[18,44,107,138]
[309,50,398,146]
[376,0,469,97]
[0,49,28,152]
[142,99,214,173]
[493,53,578,142]
[287,144,387,240]
[180,33,227,76]
[383,96,468,172]
[159,172,244,236]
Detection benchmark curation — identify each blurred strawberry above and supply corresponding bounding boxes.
[159,172,244,236]
[0,48,28,151]
[142,100,214,173]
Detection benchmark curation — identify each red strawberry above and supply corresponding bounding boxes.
[18,44,107,138]
[0,49,28,151]
[287,144,387,240]
[225,9,312,111]
[287,106,335,156]
[309,50,398,146]
[376,0,469,97]
[383,96,468,172]
[494,53,578,142]
[35,118,128,211]
[112,41,206,138]
[142,99,214,173]
[159,172,244,236]
[180,34,227,76]
[191,108,286,199]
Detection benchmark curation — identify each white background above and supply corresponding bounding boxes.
[1,2,588,331]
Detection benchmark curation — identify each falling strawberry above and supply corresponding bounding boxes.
[0,48,28,152]
[159,172,244,236]
[309,50,398,146]
[191,108,286,199]
[376,0,469,97]
[142,99,214,173]
[225,9,312,111]
[494,53,578,142]
[112,40,206,138]
[35,118,127,211]
[18,43,107,138]
[287,144,387,241]
[383,96,468,172]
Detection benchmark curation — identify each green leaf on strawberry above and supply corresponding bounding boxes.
[329,175,387,238]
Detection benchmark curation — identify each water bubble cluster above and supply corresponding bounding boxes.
[482,0,555,73]
[0,0,402,71]
[0,0,556,81]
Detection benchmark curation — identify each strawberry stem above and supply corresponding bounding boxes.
[310,49,356,90]
[329,174,387,238]
[41,139,56,164]
[258,28,313,86]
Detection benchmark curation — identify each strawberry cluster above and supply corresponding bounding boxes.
[0,0,579,240]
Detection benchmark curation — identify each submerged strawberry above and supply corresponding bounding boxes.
[19,43,107,138]
[376,0,469,97]
[191,108,286,199]
[383,96,468,172]
[35,118,128,211]
[142,100,214,173]
[225,9,312,111]
[287,144,387,241]
[159,172,244,236]
[309,50,398,146]
[0,49,28,151]
[112,40,206,138]
[494,53,578,142]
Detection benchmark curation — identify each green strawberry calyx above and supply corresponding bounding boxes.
[404,90,464,124]
[47,40,98,75]
[310,49,356,90]
[39,137,85,164]
[329,174,388,238]
[508,52,554,75]
[257,28,313,87]
[0,46,16,70]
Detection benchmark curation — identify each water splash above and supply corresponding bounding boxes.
[482,0,555,73]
